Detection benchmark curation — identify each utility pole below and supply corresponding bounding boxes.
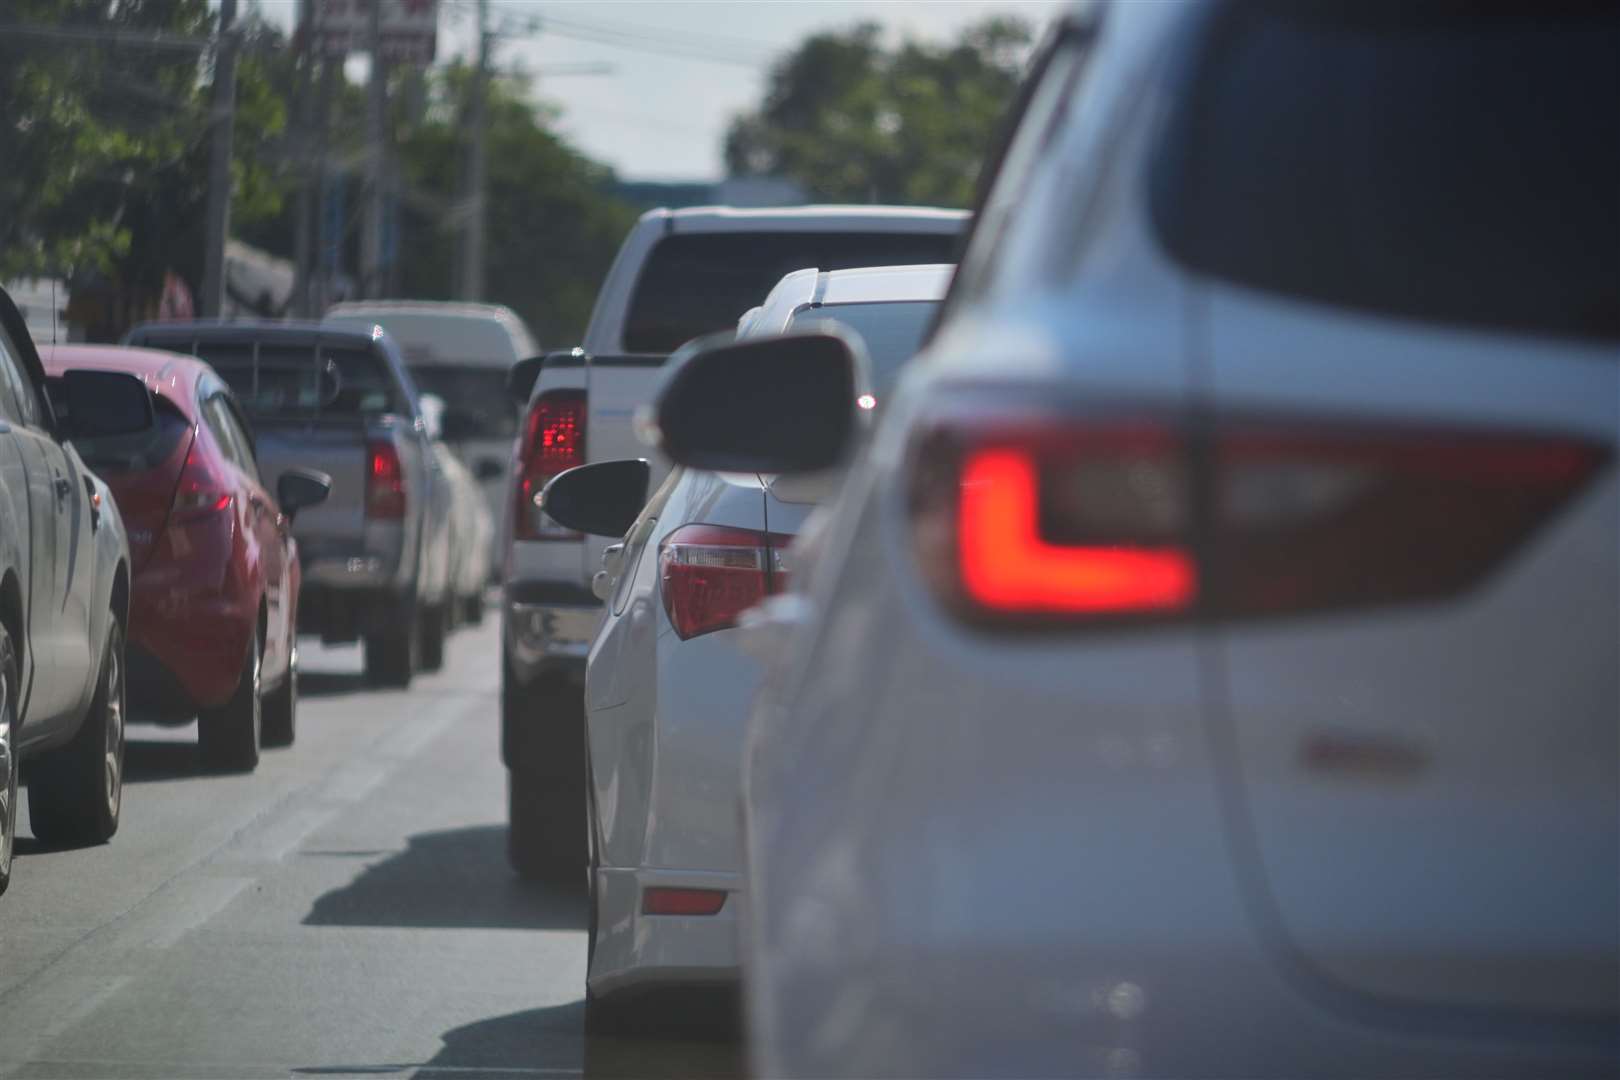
[460,0,490,301]
[361,0,388,299]
[292,0,314,316]
[200,0,238,317]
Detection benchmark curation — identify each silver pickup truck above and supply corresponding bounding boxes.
[122,322,453,687]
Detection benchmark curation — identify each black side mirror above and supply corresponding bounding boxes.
[474,457,505,482]
[653,331,861,474]
[507,354,547,403]
[540,459,650,538]
[52,369,156,439]
[277,467,332,520]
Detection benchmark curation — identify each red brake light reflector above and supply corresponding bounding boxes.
[366,440,406,519]
[514,390,586,541]
[959,448,1194,615]
[641,887,728,916]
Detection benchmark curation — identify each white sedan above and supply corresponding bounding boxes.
[543,263,952,1033]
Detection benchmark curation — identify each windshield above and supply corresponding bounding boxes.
[408,365,518,440]
[623,231,959,354]
[190,343,406,419]
[786,299,938,398]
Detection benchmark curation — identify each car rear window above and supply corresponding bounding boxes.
[47,389,190,473]
[189,343,406,419]
[786,300,938,396]
[622,230,961,354]
[408,366,517,439]
[1149,3,1620,342]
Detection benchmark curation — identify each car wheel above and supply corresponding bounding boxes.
[463,592,484,626]
[504,676,587,882]
[198,626,262,773]
[261,643,297,748]
[0,623,19,895]
[28,615,125,846]
[365,608,418,688]
[419,604,446,673]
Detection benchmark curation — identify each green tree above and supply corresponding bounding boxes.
[724,17,1034,208]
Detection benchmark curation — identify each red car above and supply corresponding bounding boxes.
[40,346,329,772]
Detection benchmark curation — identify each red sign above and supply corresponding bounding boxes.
[313,0,439,64]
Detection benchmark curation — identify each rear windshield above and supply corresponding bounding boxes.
[786,300,938,396]
[189,343,407,419]
[623,230,960,354]
[49,389,190,474]
[1150,4,1620,341]
[409,365,517,439]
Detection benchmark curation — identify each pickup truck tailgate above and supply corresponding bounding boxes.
[254,420,369,543]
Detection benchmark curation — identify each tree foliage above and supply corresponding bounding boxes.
[724,17,1034,207]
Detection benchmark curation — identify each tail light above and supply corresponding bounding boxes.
[513,390,586,541]
[170,442,234,523]
[642,887,728,916]
[659,524,791,640]
[909,404,1607,629]
[366,440,406,519]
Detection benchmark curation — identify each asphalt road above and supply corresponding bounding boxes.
[0,614,745,1080]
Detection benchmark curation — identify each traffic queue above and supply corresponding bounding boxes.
[0,291,499,896]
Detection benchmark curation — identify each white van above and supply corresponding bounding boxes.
[323,301,539,574]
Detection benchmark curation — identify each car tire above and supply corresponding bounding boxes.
[28,616,125,847]
[419,604,446,673]
[504,672,588,882]
[365,615,418,688]
[506,765,587,884]
[261,643,297,748]
[463,592,484,626]
[198,626,262,773]
[0,624,20,895]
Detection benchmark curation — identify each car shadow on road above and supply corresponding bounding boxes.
[302,823,587,931]
[293,998,745,1080]
[122,735,203,783]
[298,670,371,697]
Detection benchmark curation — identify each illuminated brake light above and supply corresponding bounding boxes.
[514,390,586,541]
[641,887,727,916]
[959,448,1194,614]
[171,443,233,523]
[660,524,791,640]
[366,440,406,519]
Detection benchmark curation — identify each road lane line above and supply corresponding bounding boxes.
[106,875,255,951]
[0,974,131,1078]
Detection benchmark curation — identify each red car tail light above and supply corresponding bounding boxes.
[366,440,406,520]
[513,390,586,541]
[171,443,235,524]
[660,524,791,640]
[910,405,1607,629]
[641,887,728,916]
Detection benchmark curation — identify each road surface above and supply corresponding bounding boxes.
[0,615,744,1079]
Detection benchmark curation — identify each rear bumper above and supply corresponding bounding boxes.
[127,575,252,716]
[503,581,601,683]
[589,866,742,1000]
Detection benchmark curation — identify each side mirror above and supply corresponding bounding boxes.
[652,331,861,474]
[277,467,332,520]
[507,354,547,403]
[540,459,650,538]
[52,370,156,439]
[474,457,505,482]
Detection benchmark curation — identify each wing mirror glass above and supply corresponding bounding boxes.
[651,331,862,474]
[277,467,332,520]
[419,392,445,441]
[540,458,650,538]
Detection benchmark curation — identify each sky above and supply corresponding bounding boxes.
[246,0,1067,180]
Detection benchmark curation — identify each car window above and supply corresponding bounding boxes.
[191,342,407,419]
[622,231,960,354]
[0,326,41,428]
[202,395,252,473]
[1149,4,1620,342]
[408,366,517,439]
[786,300,939,397]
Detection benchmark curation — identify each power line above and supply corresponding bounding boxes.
[0,21,211,52]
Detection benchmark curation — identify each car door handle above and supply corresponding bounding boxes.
[601,543,626,575]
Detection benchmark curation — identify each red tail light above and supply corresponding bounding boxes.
[910,406,1606,628]
[366,440,406,520]
[642,887,728,916]
[659,524,791,640]
[171,442,234,523]
[513,390,586,541]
